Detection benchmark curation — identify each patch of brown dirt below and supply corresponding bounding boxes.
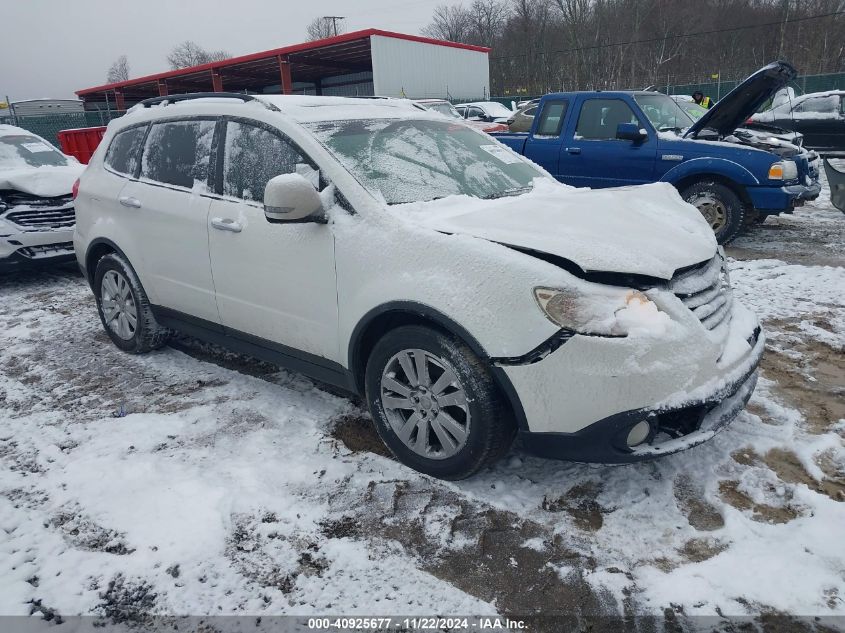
[541,481,606,531]
[718,481,800,524]
[673,474,724,532]
[763,448,845,503]
[757,325,845,435]
[337,479,621,629]
[329,413,392,458]
[678,537,728,563]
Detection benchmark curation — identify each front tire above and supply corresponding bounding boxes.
[94,253,170,353]
[682,180,745,244]
[364,325,515,480]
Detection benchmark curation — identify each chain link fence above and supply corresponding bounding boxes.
[486,71,845,108]
[4,110,123,147]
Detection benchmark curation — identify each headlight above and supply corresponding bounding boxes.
[534,286,672,337]
[768,160,798,180]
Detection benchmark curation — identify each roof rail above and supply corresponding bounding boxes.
[137,92,279,112]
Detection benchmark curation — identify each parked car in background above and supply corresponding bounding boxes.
[454,101,514,124]
[507,102,539,132]
[0,124,84,271]
[414,99,507,133]
[492,62,821,243]
[750,90,845,156]
[74,93,762,479]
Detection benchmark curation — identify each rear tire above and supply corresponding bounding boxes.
[364,325,515,480]
[682,180,745,244]
[94,253,170,354]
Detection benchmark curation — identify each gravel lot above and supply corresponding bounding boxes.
[1,178,843,631]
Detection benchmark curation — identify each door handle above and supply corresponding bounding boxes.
[119,196,142,208]
[565,147,581,154]
[211,217,243,233]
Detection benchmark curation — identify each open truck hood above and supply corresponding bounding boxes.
[397,181,717,280]
[684,61,797,139]
[0,164,84,198]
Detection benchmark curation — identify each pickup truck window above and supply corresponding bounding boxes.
[307,118,543,205]
[634,94,694,131]
[535,101,569,137]
[575,99,642,140]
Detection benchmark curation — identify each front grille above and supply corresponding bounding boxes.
[669,255,733,332]
[2,192,75,228]
[18,241,74,259]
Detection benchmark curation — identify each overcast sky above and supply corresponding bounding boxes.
[1,0,463,101]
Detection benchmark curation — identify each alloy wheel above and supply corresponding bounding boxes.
[690,193,728,231]
[380,348,470,460]
[101,270,138,341]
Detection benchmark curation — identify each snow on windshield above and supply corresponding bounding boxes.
[635,94,695,131]
[0,134,68,169]
[306,119,543,205]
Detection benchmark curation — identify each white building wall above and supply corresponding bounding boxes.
[370,35,489,100]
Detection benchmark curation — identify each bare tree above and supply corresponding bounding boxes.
[167,41,231,69]
[306,16,346,41]
[423,4,472,41]
[106,55,130,83]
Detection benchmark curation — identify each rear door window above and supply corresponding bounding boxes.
[222,121,308,203]
[576,99,641,140]
[104,126,146,176]
[534,100,569,137]
[140,120,215,189]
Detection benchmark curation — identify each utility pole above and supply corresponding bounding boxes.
[322,16,345,37]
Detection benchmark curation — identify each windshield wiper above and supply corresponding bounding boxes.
[482,186,532,200]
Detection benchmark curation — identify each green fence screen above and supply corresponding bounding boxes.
[6,111,123,147]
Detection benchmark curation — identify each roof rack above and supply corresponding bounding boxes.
[137,92,279,112]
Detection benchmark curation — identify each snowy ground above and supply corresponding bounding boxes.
[1,179,843,631]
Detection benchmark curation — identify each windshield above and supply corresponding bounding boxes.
[307,118,544,205]
[634,94,695,131]
[424,102,462,118]
[0,134,68,169]
[676,100,708,121]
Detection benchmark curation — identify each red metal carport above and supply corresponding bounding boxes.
[76,29,488,111]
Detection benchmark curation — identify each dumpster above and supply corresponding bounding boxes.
[57,126,106,164]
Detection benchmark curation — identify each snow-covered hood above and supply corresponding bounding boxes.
[0,164,84,197]
[395,180,717,280]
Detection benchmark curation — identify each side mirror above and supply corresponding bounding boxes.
[469,116,483,122]
[616,123,648,142]
[264,173,322,223]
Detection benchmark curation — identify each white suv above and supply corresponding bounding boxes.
[74,93,764,479]
[1,125,84,271]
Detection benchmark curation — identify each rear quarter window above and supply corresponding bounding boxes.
[104,126,147,176]
[140,120,215,189]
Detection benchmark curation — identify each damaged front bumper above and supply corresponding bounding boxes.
[518,326,763,463]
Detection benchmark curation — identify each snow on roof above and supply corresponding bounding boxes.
[257,95,433,123]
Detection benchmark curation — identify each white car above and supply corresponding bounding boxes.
[0,125,84,271]
[414,99,508,133]
[73,93,763,479]
[454,101,515,124]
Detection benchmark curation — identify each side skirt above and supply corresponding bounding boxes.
[151,305,357,394]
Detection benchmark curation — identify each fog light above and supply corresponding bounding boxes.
[626,421,651,447]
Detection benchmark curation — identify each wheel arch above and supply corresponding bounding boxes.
[84,238,131,290]
[671,172,753,208]
[348,302,529,430]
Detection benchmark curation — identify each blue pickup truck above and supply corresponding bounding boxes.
[492,61,821,243]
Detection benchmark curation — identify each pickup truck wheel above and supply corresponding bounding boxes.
[94,253,171,354]
[365,325,515,480]
[681,181,745,244]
